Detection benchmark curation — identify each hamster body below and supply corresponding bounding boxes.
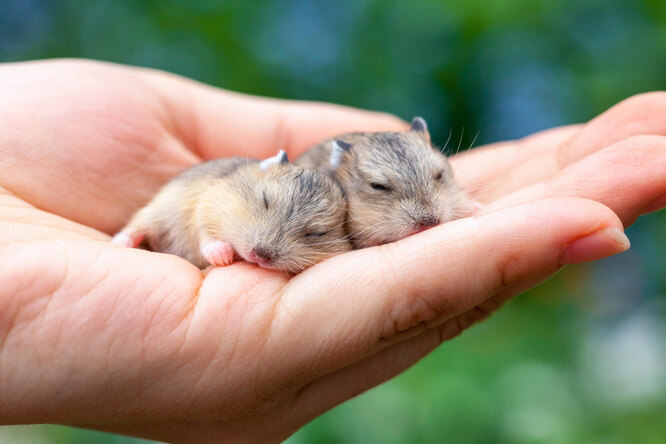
[113,153,351,273]
[296,117,475,248]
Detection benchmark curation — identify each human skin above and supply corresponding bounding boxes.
[0,60,664,443]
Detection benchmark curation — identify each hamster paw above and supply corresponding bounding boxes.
[112,231,144,248]
[202,240,235,267]
[471,200,484,213]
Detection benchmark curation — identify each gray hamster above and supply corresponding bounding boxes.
[296,117,475,248]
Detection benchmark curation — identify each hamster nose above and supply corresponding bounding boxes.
[253,244,273,261]
[417,215,440,228]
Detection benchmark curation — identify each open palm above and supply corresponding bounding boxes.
[1,60,664,443]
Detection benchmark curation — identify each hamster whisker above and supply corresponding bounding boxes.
[440,127,453,155]
[344,220,389,240]
[468,130,480,152]
[460,181,492,197]
[307,239,350,247]
[348,218,411,245]
[456,127,465,156]
[321,220,349,231]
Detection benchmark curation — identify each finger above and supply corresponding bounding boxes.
[456,91,666,203]
[135,67,408,160]
[0,189,109,243]
[450,125,581,193]
[294,277,525,419]
[482,135,666,226]
[293,324,442,428]
[267,197,628,389]
[558,91,666,166]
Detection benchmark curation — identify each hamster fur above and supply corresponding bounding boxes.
[113,151,351,273]
[296,117,475,249]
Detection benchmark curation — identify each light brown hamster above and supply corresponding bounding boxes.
[296,117,476,249]
[112,151,351,274]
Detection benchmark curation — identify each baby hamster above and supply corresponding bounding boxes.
[296,117,475,249]
[113,151,351,273]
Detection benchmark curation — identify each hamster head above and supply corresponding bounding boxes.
[218,161,350,273]
[332,117,474,248]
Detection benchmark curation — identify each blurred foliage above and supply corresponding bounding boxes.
[0,0,664,443]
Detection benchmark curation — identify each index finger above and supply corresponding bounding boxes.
[453,91,666,202]
[450,125,581,197]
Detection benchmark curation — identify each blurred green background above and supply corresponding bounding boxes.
[1,0,665,443]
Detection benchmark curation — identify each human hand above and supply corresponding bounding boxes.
[0,60,664,443]
[452,91,666,218]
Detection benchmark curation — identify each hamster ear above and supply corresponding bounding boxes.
[410,116,431,143]
[330,140,352,167]
[259,149,289,170]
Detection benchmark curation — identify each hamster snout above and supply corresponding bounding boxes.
[295,117,476,248]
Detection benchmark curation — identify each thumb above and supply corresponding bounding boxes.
[270,197,629,386]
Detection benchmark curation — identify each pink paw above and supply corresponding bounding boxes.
[470,200,484,213]
[112,231,144,248]
[202,240,235,267]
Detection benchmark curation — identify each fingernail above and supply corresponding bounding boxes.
[559,227,630,265]
[643,193,666,214]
